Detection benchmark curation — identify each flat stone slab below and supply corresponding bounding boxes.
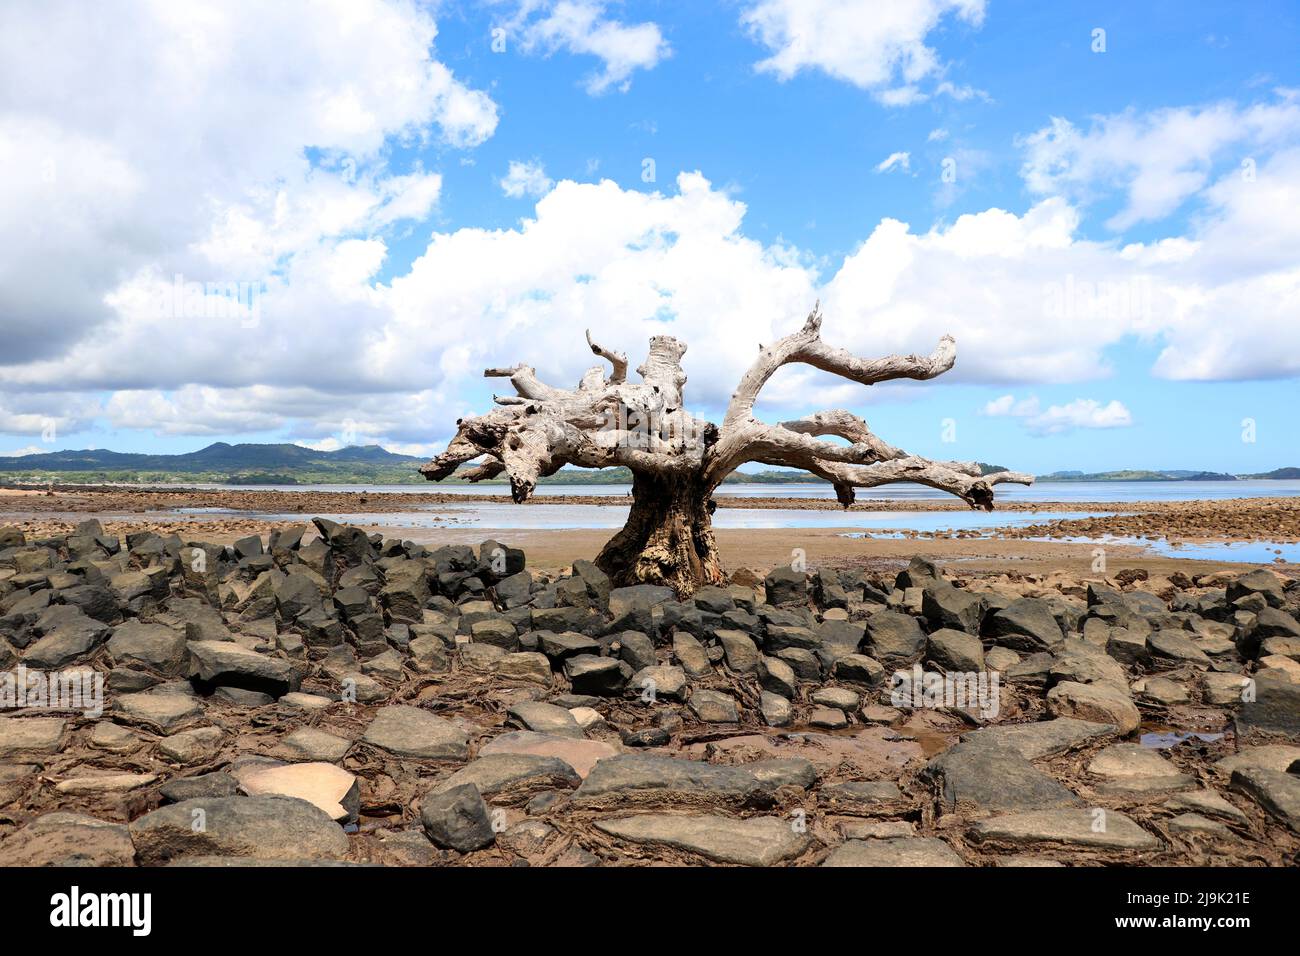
[572,755,774,810]
[822,837,965,867]
[158,726,224,764]
[743,758,818,791]
[506,701,583,738]
[970,718,1117,760]
[361,705,469,760]
[280,692,334,712]
[238,763,359,822]
[838,820,916,840]
[971,809,1160,851]
[1214,745,1300,776]
[0,812,135,866]
[433,753,581,802]
[595,813,811,866]
[54,772,158,794]
[115,692,205,732]
[1169,813,1233,837]
[925,739,1081,812]
[1234,676,1300,737]
[280,727,352,763]
[1087,743,1195,794]
[479,730,618,779]
[130,795,350,863]
[0,716,66,757]
[819,780,906,813]
[1230,767,1300,833]
[1164,789,1247,824]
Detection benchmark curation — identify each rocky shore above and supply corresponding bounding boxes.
[1,518,1299,867]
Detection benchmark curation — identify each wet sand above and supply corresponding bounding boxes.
[3,487,1296,577]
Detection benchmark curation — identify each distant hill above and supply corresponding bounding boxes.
[0,442,425,485]
[1,442,1296,487]
[1036,469,1241,482]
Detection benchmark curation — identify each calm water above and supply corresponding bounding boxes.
[181,505,1100,533]
[163,478,1300,503]
[170,503,1297,563]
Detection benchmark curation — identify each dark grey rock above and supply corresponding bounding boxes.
[863,611,926,663]
[420,783,495,851]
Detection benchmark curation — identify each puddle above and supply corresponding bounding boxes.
[1027,534,1300,564]
[1139,730,1226,750]
[171,505,1103,533]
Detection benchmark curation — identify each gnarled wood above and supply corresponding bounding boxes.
[421,304,1032,596]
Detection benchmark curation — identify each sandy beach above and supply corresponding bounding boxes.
[3,486,1296,579]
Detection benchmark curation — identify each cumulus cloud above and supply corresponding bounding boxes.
[505,1,670,94]
[500,160,555,198]
[1019,99,1300,229]
[741,0,986,104]
[984,395,1133,436]
[0,0,491,368]
[6,151,1300,447]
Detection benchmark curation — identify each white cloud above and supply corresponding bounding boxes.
[741,0,986,104]
[0,446,46,458]
[875,151,911,174]
[500,160,555,199]
[927,127,950,142]
[1020,99,1300,230]
[0,0,492,368]
[984,395,1133,436]
[507,1,670,94]
[5,151,1300,450]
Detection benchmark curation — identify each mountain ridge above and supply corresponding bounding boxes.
[0,443,1296,485]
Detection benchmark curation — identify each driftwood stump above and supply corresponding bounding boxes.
[421,304,1032,596]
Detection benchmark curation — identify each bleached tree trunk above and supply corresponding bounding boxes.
[421,305,1032,596]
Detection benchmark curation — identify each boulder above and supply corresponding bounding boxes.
[984,598,1064,651]
[926,629,985,672]
[764,565,807,606]
[1046,680,1140,734]
[107,621,187,675]
[420,783,494,852]
[863,611,926,662]
[186,640,299,698]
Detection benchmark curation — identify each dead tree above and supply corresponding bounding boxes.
[421,304,1033,596]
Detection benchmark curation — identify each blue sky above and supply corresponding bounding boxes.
[2,0,1298,475]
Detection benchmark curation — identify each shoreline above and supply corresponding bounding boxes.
[3,488,1299,550]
